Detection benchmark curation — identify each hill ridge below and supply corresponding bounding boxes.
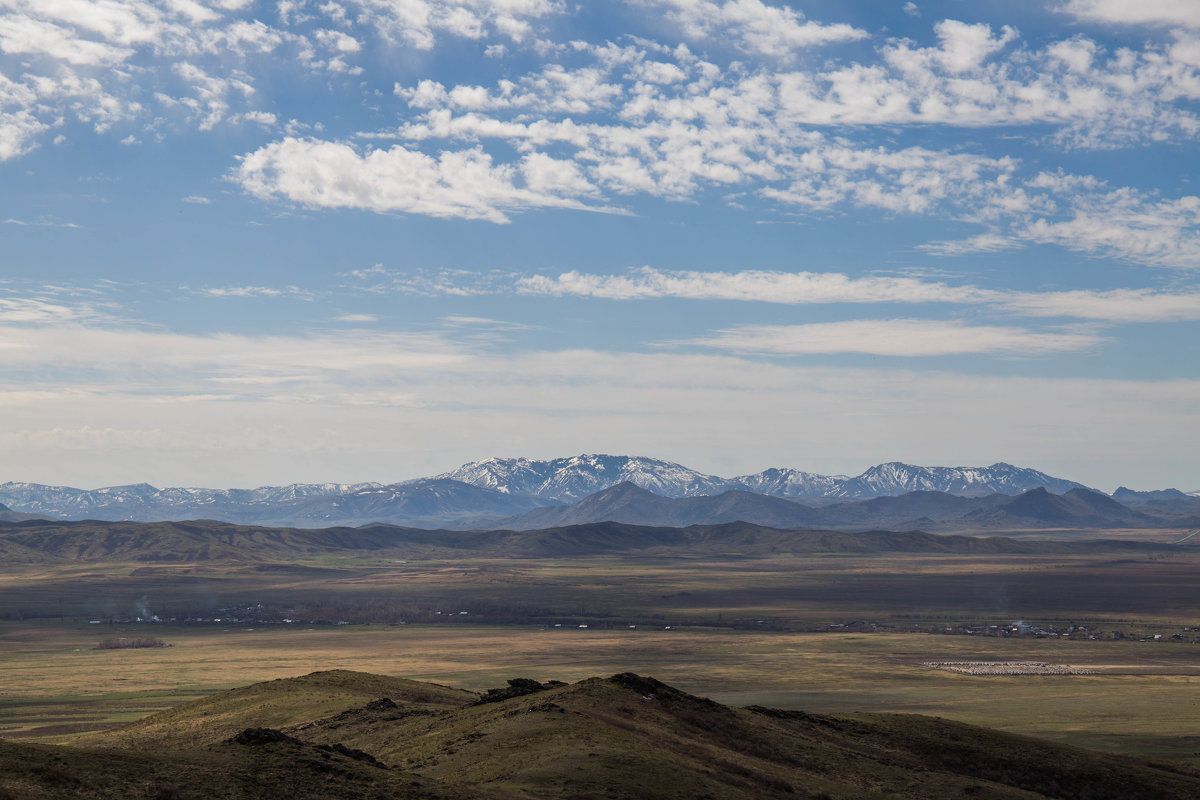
[20,670,1199,800]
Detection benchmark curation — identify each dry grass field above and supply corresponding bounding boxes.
[3,621,1199,762]
[2,536,1198,766]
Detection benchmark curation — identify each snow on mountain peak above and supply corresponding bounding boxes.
[438,454,728,501]
[0,457,1098,524]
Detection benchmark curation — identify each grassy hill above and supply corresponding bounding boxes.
[6,670,1194,800]
[84,670,475,751]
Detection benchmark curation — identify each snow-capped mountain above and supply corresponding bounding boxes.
[0,456,1102,528]
[825,462,1090,499]
[0,481,382,521]
[437,454,730,501]
[441,455,1092,501]
[728,468,847,498]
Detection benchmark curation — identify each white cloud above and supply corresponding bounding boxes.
[0,108,48,160]
[314,28,361,53]
[3,216,81,228]
[385,29,1200,263]
[1020,189,1200,268]
[233,137,613,222]
[0,317,1193,489]
[0,0,278,153]
[685,319,1105,356]
[0,297,102,324]
[350,265,1200,323]
[638,0,868,58]
[201,285,313,299]
[0,322,467,376]
[1000,288,1200,322]
[1060,0,1200,28]
[518,267,996,304]
[0,13,134,65]
[919,233,1021,256]
[341,265,512,296]
[0,0,555,156]
[766,20,1200,140]
[342,0,563,49]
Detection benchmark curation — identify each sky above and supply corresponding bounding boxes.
[1,0,1198,492]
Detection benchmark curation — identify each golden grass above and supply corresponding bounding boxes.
[3,544,1199,763]
[3,620,1199,762]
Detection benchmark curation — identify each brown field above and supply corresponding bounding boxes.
[2,542,1199,764]
[2,549,1198,628]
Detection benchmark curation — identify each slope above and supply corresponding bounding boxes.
[500,484,1169,533]
[82,669,475,751]
[27,671,1200,800]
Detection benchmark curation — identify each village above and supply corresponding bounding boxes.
[85,600,1200,648]
[821,619,1200,643]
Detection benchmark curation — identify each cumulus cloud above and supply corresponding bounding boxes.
[770,19,1200,141]
[344,0,563,49]
[1060,0,1200,28]
[638,0,868,57]
[0,108,48,160]
[234,137,614,222]
[0,0,264,153]
[380,24,1200,263]
[1020,189,1200,268]
[0,0,564,157]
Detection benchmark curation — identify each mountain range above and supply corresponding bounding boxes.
[1,454,1195,530]
[497,483,1199,532]
[436,454,1095,500]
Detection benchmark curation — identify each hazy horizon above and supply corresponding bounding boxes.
[2,1,1197,493]
[1,453,1192,496]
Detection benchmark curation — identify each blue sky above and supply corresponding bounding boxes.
[1,0,1198,491]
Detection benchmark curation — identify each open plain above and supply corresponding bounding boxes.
[2,521,1198,769]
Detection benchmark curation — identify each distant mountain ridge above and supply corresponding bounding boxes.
[0,455,1136,529]
[0,478,545,528]
[438,454,1091,501]
[435,454,734,500]
[497,482,1169,532]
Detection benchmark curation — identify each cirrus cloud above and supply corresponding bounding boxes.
[684,319,1106,356]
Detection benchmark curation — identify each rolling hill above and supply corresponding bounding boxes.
[0,516,1178,566]
[10,670,1191,800]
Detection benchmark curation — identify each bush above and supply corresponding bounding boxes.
[95,636,170,650]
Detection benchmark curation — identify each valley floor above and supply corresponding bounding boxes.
[2,623,1199,764]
